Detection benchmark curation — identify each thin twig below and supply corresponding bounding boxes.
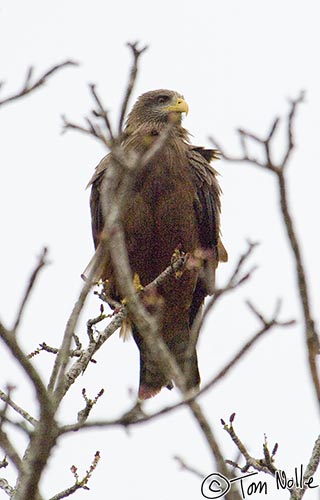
[195,241,258,336]
[0,478,14,497]
[210,91,320,405]
[222,414,320,500]
[0,60,78,108]
[27,341,97,365]
[60,300,294,435]
[62,43,148,149]
[0,322,50,414]
[118,42,148,135]
[61,115,111,148]
[48,243,106,401]
[277,169,320,401]
[77,389,104,424]
[221,414,277,476]
[282,91,305,168]
[173,455,204,479]
[13,248,48,332]
[89,84,114,142]
[0,390,37,427]
[201,302,294,395]
[0,428,22,471]
[289,434,320,500]
[48,451,100,500]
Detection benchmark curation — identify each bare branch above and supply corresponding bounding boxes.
[13,248,48,332]
[210,135,266,169]
[0,61,78,108]
[0,457,9,469]
[60,299,294,436]
[0,322,50,414]
[48,249,104,400]
[62,43,148,148]
[48,451,100,500]
[55,302,128,400]
[0,428,22,471]
[195,241,258,335]
[173,455,204,479]
[277,168,320,401]
[289,434,320,500]
[27,341,97,365]
[210,92,320,405]
[282,91,305,168]
[0,303,56,500]
[0,389,37,427]
[221,414,277,476]
[118,42,148,135]
[89,84,115,142]
[0,385,12,431]
[0,478,14,497]
[200,302,294,395]
[222,414,320,500]
[61,114,111,148]
[77,389,104,424]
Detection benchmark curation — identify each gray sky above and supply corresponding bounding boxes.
[0,1,319,499]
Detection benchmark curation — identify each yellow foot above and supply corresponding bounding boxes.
[121,273,144,305]
[133,272,144,292]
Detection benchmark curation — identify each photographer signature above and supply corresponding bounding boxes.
[201,466,318,499]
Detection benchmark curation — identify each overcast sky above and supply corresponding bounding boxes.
[0,1,319,499]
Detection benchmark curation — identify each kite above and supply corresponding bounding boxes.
[86,89,227,399]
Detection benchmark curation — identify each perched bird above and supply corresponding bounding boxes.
[86,89,227,399]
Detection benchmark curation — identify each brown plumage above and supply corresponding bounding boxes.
[86,89,227,399]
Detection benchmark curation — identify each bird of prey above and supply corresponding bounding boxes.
[86,89,227,399]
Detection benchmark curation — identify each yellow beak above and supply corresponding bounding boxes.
[165,98,189,115]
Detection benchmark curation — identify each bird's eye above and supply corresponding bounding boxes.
[157,95,169,105]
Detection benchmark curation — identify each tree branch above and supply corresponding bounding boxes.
[222,413,320,500]
[118,42,148,135]
[0,322,50,414]
[210,92,320,405]
[13,248,48,332]
[62,42,147,148]
[48,451,100,500]
[221,413,278,476]
[0,61,78,108]
[0,389,37,427]
[60,297,293,435]
[289,434,320,500]
[0,428,22,471]
[0,477,14,497]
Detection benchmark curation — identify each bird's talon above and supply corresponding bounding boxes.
[133,272,144,292]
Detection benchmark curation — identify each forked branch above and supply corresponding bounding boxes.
[0,61,77,108]
[210,92,320,405]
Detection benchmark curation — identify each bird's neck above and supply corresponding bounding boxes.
[123,121,190,152]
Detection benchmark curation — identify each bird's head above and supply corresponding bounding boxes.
[125,89,189,133]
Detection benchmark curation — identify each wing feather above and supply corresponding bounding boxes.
[87,154,111,248]
[187,146,222,257]
[187,146,228,320]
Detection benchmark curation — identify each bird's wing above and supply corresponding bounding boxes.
[87,153,111,248]
[187,147,228,322]
[188,146,227,262]
[86,152,111,189]
[81,154,111,281]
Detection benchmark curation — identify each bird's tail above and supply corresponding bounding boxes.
[133,326,200,400]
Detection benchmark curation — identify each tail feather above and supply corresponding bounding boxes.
[81,242,111,282]
[138,384,162,400]
[133,325,200,399]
